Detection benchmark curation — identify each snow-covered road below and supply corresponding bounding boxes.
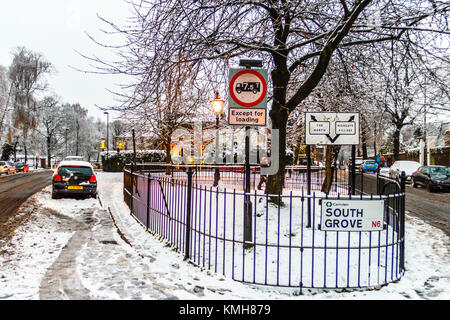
[0,172,449,300]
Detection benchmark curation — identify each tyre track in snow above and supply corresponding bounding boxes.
[38,189,178,300]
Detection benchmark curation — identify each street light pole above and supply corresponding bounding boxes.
[104,111,109,158]
[210,91,225,187]
[423,105,427,166]
[65,128,68,158]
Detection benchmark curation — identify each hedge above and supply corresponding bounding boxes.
[101,150,166,172]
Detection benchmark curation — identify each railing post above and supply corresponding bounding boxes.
[146,172,151,230]
[306,145,311,227]
[184,167,194,260]
[130,163,134,214]
[399,171,407,272]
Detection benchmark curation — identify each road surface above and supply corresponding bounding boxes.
[355,172,450,238]
[405,184,450,238]
[0,170,53,238]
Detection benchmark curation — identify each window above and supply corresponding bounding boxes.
[58,166,93,177]
[429,167,447,176]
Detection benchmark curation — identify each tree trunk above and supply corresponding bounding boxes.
[265,112,288,198]
[321,145,340,194]
[373,123,377,158]
[47,136,51,169]
[24,144,27,165]
[393,126,401,161]
[165,138,172,175]
[265,59,289,198]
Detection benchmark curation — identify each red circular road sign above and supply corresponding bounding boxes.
[229,69,267,107]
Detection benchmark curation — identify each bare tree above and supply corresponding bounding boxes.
[36,96,64,167]
[83,0,449,194]
[8,46,53,163]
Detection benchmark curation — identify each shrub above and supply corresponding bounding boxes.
[101,150,166,172]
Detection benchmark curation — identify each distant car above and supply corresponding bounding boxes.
[360,160,378,173]
[52,160,97,199]
[349,157,364,170]
[389,160,421,182]
[0,161,17,175]
[14,162,29,173]
[379,167,390,177]
[411,165,450,192]
[64,156,84,162]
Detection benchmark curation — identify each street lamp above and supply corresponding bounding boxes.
[104,111,109,157]
[65,128,69,158]
[210,92,225,187]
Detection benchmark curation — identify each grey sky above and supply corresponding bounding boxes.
[0,0,131,121]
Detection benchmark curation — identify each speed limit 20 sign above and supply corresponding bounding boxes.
[228,68,267,126]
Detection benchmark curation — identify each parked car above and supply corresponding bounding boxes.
[389,160,421,181]
[360,160,378,173]
[52,160,97,199]
[411,165,450,192]
[0,161,17,175]
[14,162,29,172]
[349,157,364,170]
[379,167,390,177]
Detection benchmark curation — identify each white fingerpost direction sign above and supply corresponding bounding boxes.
[320,199,385,231]
[228,68,268,126]
[305,112,360,145]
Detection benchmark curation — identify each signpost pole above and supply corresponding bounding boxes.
[306,145,312,227]
[243,64,252,244]
[244,125,252,243]
[351,145,356,195]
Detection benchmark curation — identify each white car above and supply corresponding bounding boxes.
[389,160,421,181]
[64,156,84,162]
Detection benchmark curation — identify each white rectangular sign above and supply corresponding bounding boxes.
[228,108,266,126]
[320,199,385,231]
[305,112,360,145]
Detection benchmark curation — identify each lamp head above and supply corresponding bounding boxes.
[210,92,225,115]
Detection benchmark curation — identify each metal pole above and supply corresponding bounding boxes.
[213,115,220,186]
[423,105,427,166]
[351,145,356,195]
[146,173,151,230]
[306,145,312,227]
[399,171,406,272]
[244,125,252,243]
[132,128,136,166]
[65,129,68,158]
[184,168,193,259]
[105,112,109,158]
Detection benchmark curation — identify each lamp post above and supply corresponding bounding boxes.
[65,128,68,158]
[210,91,225,187]
[104,111,109,158]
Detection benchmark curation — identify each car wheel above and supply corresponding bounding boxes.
[412,178,417,188]
[51,192,60,199]
[428,182,435,192]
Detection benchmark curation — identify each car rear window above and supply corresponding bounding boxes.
[58,166,93,177]
[365,161,377,164]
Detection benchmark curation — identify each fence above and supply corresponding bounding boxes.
[123,163,405,291]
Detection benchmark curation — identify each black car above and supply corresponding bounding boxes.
[411,165,450,192]
[52,162,97,199]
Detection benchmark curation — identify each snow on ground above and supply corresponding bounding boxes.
[0,172,449,300]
